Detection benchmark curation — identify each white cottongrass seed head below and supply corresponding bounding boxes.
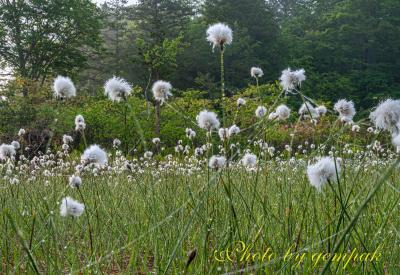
[75,115,86,131]
[334,99,356,123]
[250,67,264,78]
[0,144,16,161]
[53,76,76,98]
[228,124,240,136]
[63,135,73,144]
[307,157,341,192]
[185,128,196,139]
[241,153,257,168]
[369,99,400,135]
[237,97,246,107]
[11,141,20,150]
[208,155,226,169]
[352,125,361,132]
[275,104,291,120]
[81,144,108,165]
[255,106,267,118]
[60,197,84,217]
[218,128,230,141]
[197,110,220,131]
[152,80,172,104]
[206,23,232,50]
[18,128,26,137]
[69,175,82,188]
[279,68,306,92]
[104,76,132,102]
[152,138,160,144]
[316,106,327,116]
[299,102,319,119]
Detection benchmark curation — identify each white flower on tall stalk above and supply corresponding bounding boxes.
[316,106,327,116]
[0,95,8,102]
[237,98,246,107]
[63,135,73,144]
[206,23,232,50]
[367,127,374,133]
[144,151,153,159]
[255,106,267,118]
[307,157,341,192]
[104,76,132,102]
[299,102,319,119]
[0,144,16,161]
[334,99,356,123]
[228,125,240,136]
[152,138,160,144]
[279,68,306,92]
[352,125,361,132]
[218,128,230,141]
[369,99,400,135]
[275,104,291,120]
[195,147,204,156]
[197,110,220,131]
[113,138,121,148]
[241,153,257,168]
[53,76,76,99]
[69,175,82,188]
[185,128,196,139]
[152,80,172,104]
[208,155,226,169]
[18,128,26,137]
[250,67,263,78]
[75,115,86,131]
[268,112,278,120]
[392,134,400,152]
[81,145,108,165]
[60,197,84,217]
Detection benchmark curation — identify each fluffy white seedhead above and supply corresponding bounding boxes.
[144,151,153,159]
[237,97,246,107]
[268,112,278,120]
[104,76,132,102]
[208,155,226,169]
[316,106,327,116]
[334,99,356,122]
[11,141,20,150]
[369,99,400,135]
[197,110,220,131]
[0,144,16,161]
[241,153,257,168]
[81,144,108,166]
[152,138,160,144]
[218,128,230,141]
[69,175,82,188]
[60,197,84,217]
[307,157,341,192]
[255,106,267,118]
[18,128,26,137]
[113,138,121,148]
[352,125,361,132]
[392,134,400,152]
[63,135,73,144]
[206,23,233,49]
[228,125,240,136]
[299,102,319,119]
[275,104,291,120]
[74,115,86,131]
[279,68,306,92]
[185,128,196,139]
[53,76,76,99]
[152,80,172,104]
[250,67,264,78]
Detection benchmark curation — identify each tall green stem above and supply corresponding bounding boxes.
[220,46,225,126]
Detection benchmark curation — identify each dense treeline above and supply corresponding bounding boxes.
[1,0,399,112]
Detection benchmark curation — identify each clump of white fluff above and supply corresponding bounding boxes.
[255,106,267,118]
[69,175,82,188]
[0,144,16,161]
[81,144,108,165]
[228,124,240,136]
[53,76,76,98]
[275,104,291,120]
[11,141,20,150]
[307,157,341,192]
[75,115,86,131]
[152,138,160,144]
[299,102,319,119]
[352,125,360,132]
[60,197,84,217]
[218,128,229,141]
[152,80,172,104]
[185,128,196,139]
[104,76,132,102]
[334,99,356,123]
[237,98,246,107]
[279,68,306,92]
[369,99,400,135]
[251,67,263,78]
[392,134,400,152]
[63,135,73,144]
[316,106,327,116]
[208,155,226,169]
[18,128,26,137]
[197,110,220,131]
[206,23,232,49]
[241,153,257,168]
